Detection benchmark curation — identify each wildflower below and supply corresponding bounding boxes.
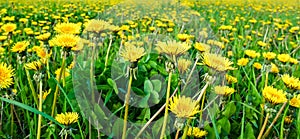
[177,58,191,74]
[1,23,17,33]
[284,116,293,124]
[169,95,200,118]
[0,62,15,89]
[49,34,80,48]
[194,42,210,52]
[227,51,233,57]
[289,58,298,65]
[226,74,237,84]
[201,52,236,72]
[55,112,79,126]
[120,42,145,63]
[237,58,249,66]
[187,127,208,138]
[257,41,268,47]
[281,74,300,90]
[36,32,51,41]
[42,89,51,100]
[277,54,290,63]
[177,34,194,41]
[84,19,117,33]
[24,61,42,71]
[262,86,287,104]
[0,36,7,41]
[207,40,225,49]
[270,63,279,73]
[55,68,70,80]
[214,85,235,96]
[245,50,260,58]
[290,95,300,108]
[155,40,190,57]
[263,52,276,60]
[11,41,30,53]
[54,22,81,34]
[253,62,262,70]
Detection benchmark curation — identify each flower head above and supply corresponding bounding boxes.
[120,42,145,63]
[1,23,17,33]
[169,95,200,118]
[55,112,79,126]
[24,61,42,71]
[156,40,191,57]
[290,95,300,108]
[245,50,260,58]
[214,85,235,96]
[277,54,291,63]
[226,74,237,84]
[54,22,81,34]
[84,19,117,33]
[201,52,236,71]
[281,74,300,90]
[187,127,208,138]
[194,42,210,52]
[253,62,262,70]
[49,34,80,48]
[177,58,191,74]
[55,68,70,80]
[262,86,287,104]
[237,58,249,66]
[11,41,30,53]
[0,62,14,89]
[263,52,276,60]
[270,63,279,73]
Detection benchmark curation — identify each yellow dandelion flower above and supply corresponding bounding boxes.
[207,40,225,49]
[289,58,298,65]
[0,62,15,89]
[0,36,7,41]
[194,42,210,52]
[270,63,279,73]
[281,74,300,90]
[284,115,293,124]
[24,61,42,71]
[226,74,237,84]
[55,68,70,80]
[155,40,191,57]
[169,95,200,118]
[42,89,51,100]
[54,22,81,34]
[55,112,79,126]
[214,85,235,96]
[120,42,145,63]
[1,23,17,33]
[227,51,233,57]
[262,86,287,104]
[49,34,80,48]
[11,41,30,53]
[263,52,276,60]
[200,52,236,72]
[84,19,117,33]
[257,41,268,47]
[237,58,249,66]
[277,54,290,63]
[36,32,51,41]
[177,58,191,74]
[177,34,194,41]
[290,95,300,108]
[245,50,260,58]
[253,62,262,70]
[187,127,208,138]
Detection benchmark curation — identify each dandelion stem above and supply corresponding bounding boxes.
[122,69,133,139]
[160,72,172,139]
[175,129,180,139]
[135,87,178,139]
[262,102,287,138]
[10,104,14,137]
[37,81,43,139]
[105,35,113,67]
[182,119,191,139]
[25,69,38,106]
[51,52,66,117]
[257,112,270,139]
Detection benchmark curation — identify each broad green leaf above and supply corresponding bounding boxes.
[112,118,124,138]
[151,79,162,92]
[222,102,236,118]
[244,123,255,139]
[144,79,153,94]
[150,91,160,104]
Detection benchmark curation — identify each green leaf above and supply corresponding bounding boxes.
[107,78,119,94]
[217,117,231,135]
[222,102,236,118]
[132,87,145,96]
[150,91,160,104]
[151,79,162,92]
[138,94,150,108]
[112,118,124,138]
[244,123,255,139]
[0,97,64,128]
[144,79,153,94]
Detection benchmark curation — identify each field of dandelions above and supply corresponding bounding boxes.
[0,0,299,138]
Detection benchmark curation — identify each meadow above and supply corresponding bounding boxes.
[0,0,299,138]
